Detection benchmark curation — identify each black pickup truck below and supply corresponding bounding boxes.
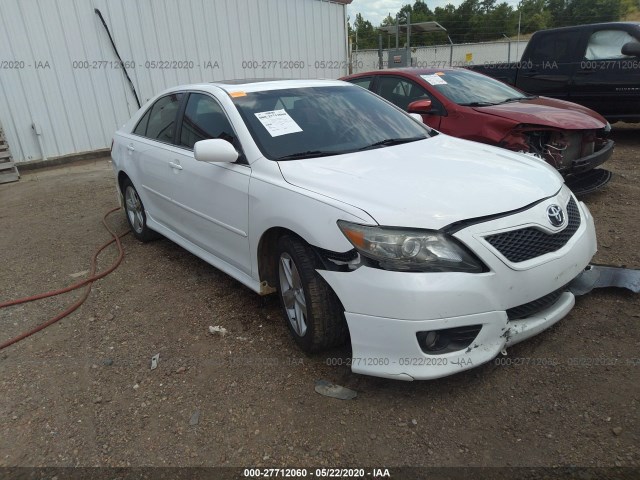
[467,22,640,123]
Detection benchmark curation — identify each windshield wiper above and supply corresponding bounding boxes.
[458,101,500,107]
[276,150,341,161]
[500,95,539,103]
[357,137,424,151]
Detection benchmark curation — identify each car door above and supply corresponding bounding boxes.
[127,92,184,228]
[518,29,588,99]
[571,26,640,119]
[375,76,443,130]
[167,91,251,274]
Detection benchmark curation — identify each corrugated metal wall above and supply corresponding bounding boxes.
[0,0,349,163]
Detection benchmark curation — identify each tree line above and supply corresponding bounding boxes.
[350,0,638,48]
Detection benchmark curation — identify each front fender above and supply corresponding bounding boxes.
[248,158,375,279]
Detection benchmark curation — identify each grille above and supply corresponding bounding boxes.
[485,197,581,263]
[506,288,565,321]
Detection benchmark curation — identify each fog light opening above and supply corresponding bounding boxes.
[416,325,483,355]
[423,331,439,350]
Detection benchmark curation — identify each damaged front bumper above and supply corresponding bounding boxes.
[318,195,597,380]
[563,139,614,176]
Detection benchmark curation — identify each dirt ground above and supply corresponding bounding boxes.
[0,125,639,472]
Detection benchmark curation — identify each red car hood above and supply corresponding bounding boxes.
[473,97,607,130]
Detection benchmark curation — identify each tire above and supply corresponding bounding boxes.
[122,178,160,242]
[276,235,348,353]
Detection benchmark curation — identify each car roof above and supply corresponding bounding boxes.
[159,79,350,96]
[345,67,467,78]
[533,21,640,35]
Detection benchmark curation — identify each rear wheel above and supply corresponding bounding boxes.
[276,235,348,353]
[122,178,159,242]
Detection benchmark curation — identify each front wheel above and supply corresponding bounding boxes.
[122,178,159,242]
[276,235,348,353]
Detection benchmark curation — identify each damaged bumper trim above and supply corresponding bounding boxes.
[569,264,640,296]
[564,139,615,176]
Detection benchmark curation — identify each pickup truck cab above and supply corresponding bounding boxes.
[468,22,640,123]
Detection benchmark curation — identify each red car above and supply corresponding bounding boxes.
[341,68,614,194]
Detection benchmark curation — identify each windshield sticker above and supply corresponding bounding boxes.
[255,109,303,137]
[421,74,447,86]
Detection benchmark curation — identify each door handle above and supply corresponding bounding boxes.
[127,144,135,152]
[169,161,183,170]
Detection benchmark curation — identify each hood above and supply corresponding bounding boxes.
[278,134,563,230]
[473,97,607,130]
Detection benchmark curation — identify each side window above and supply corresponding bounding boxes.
[348,77,373,90]
[133,109,151,136]
[378,77,432,110]
[179,93,236,150]
[585,30,638,60]
[526,31,582,64]
[144,93,183,143]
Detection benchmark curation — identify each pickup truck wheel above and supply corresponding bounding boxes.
[276,235,348,353]
[122,178,159,242]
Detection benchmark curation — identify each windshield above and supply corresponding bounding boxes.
[420,70,531,106]
[232,86,429,160]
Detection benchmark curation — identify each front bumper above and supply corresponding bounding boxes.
[319,194,597,380]
[564,139,614,176]
[342,292,575,380]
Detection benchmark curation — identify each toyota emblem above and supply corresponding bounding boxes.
[547,204,565,227]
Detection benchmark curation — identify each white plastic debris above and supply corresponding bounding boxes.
[209,325,228,337]
[314,380,357,400]
[150,354,159,370]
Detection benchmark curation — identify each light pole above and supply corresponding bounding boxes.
[516,2,522,59]
[502,33,511,62]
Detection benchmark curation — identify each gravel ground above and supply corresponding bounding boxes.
[0,126,639,471]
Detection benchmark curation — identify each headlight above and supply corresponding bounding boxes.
[337,221,485,273]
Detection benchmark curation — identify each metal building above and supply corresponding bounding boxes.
[0,0,351,164]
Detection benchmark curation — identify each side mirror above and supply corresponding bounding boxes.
[621,41,640,57]
[408,99,433,114]
[194,139,239,163]
[409,113,424,123]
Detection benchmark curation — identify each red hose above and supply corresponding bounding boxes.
[0,207,129,351]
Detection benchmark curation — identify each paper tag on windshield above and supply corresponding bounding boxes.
[421,74,447,85]
[255,109,303,137]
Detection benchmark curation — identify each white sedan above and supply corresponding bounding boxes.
[111,79,597,380]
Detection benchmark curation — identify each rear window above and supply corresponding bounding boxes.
[526,31,582,64]
[133,93,183,143]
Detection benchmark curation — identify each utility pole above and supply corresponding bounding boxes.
[516,6,522,59]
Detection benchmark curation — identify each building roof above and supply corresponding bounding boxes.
[379,21,447,35]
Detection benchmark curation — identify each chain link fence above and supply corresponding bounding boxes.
[351,40,530,73]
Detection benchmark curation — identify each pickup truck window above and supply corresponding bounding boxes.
[527,31,582,63]
[585,30,638,60]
